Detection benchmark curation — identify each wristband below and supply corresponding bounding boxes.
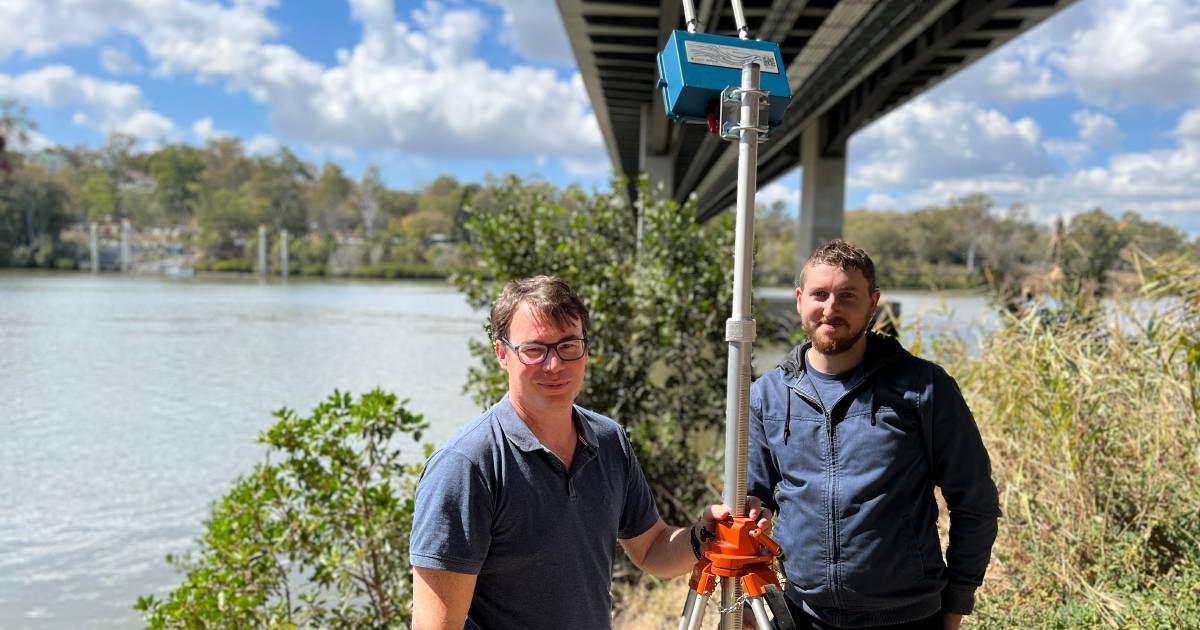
[689,524,703,560]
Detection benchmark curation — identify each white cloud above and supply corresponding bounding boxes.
[242,2,601,159]
[8,128,54,152]
[562,155,611,178]
[0,0,603,162]
[1053,0,1200,109]
[966,45,1068,103]
[245,133,281,155]
[863,193,898,209]
[100,47,143,75]
[850,97,1055,188]
[1175,108,1200,138]
[1044,139,1092,166]
[0,65,173,142]
[0,0,278,63]
[1072,109,1122,149]
[756,181,798,209]
[191,117,232,142]
[851,106,1200,235]
[117,109,173,142]
[487,0,575,64]
[936,0,1200,110]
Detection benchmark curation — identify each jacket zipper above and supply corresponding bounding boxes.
[789,357,898,612]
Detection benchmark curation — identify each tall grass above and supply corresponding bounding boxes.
[938,252,1200,628]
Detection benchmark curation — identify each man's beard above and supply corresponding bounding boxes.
[803,316,870,355]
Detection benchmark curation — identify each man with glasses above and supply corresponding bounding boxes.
[410,275,768,629]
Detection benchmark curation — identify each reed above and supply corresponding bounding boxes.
[942,252,1200,628]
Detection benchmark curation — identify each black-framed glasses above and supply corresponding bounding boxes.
[501,337,589,365]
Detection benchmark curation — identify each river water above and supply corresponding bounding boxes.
[0,272,993,628]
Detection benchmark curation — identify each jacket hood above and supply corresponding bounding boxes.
[779,331,907,379]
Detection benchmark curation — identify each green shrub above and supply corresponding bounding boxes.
[136,390,429,629]
[298,262,328,277]
[351,262,445,280]
[453,176,781,538]
[200,258,254,273]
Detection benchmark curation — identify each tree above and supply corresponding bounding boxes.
[136,390,428,628]
[945,194,993,272]
[148,144,204,226]
[0,99,34,175]
[242,148,311,235]
[357,164,383,239]
[99,132,137,220]
[1120,211,1188,258]
[754,200,799,285]
[309,162,354,233]
[0,165,71,266]
[1060,208,1128,285]
[199,137,250,192]
[453,177,768,532]
[80,172,117,222]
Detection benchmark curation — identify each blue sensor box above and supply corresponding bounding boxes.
[657,31,791,128]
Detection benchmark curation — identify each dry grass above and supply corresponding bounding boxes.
[942,252,1200,627]
[612,576,691,630]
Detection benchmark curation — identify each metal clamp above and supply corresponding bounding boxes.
[726,318,757,343]
[719,86,770,141]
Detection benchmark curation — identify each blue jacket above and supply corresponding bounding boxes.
[748,333,1000,627]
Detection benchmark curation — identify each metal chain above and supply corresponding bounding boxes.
[716,592,748,615]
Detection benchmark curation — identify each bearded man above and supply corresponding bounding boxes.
[747,240,1000,630]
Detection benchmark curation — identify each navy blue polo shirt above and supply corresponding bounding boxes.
[410,395,660,630]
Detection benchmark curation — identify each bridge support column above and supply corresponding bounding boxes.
[639,104,674,199]
[638,104,674,243]
[798,117,846,269]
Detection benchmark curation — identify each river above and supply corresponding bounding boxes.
[0,272,993,628]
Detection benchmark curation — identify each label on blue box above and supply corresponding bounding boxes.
[684,41,780,74]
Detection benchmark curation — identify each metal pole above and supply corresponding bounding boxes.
[749,597,772,629]
[681,0,700,33]
[280,228,289,280]
[257,224,267,277]
[89,222,98,273]
[719,60,761,630]
[120,219,131,273]
[729,0,750,39]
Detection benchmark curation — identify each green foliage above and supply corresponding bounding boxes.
[0,163,72,267]
[80,172,117,222]
[308,163,355,233]
[351,262,445,280]
[136,389,428,629]
[937,252,1200,627]
[453,177,766,533]
[1055,208,1130,284]
[148,144,205,225]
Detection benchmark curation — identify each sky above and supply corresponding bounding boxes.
[0,0,1197,236]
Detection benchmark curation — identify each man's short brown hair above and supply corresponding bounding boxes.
[490,275,590,341]
[799,239,878,293]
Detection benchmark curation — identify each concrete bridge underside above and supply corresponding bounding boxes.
[559,0,1076,262]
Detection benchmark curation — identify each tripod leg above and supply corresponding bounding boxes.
[685,592,710,630]
[678,590,698,630]
[747,596,773,630]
